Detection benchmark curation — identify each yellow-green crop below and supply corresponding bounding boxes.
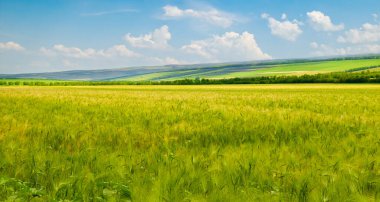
[0,84,379,201]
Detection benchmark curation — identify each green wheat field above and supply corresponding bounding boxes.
[1,84,379,201]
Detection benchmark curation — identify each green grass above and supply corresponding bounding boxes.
[222,59,380,78]
[117,59,380,81]
[114,72,172,81]
[0,84,379,201]
[113,69,217,81]
[356,67,380,73]
[2,59,380,82]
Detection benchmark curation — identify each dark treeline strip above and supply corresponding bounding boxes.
[1,70,379,86]
[345,65,379,72]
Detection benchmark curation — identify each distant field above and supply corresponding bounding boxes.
[1,58,380,81]
[113,59,380,81]
[1,84,379,201]
[223,59,380,78]
[364,67,380,72]
[115,72,171,81]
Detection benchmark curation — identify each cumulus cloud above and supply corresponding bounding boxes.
[337,23,380,44]
[281,13,287,20]
[365,44,380,53]
[51,44,99,58]
[0,41,25,51]
[81,8,138,16]
[310,42,380,56]
[162,5,237,28]
[309,42,347,56]
[182,31,271,62]
[40,44,139,58]
[373,13,379,22]
[150,56,185,65]
[162,57,182,65]
[310,42,319,49]
[261,13,303,41]
[105,45,140,57]
[307,11,344,32]
[124,25,171,49]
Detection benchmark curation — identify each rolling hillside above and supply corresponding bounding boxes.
[1,55,380,81]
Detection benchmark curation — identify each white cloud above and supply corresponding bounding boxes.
[261,13,303,41]
[62,59,81,69]
[307,11,344,32]
[163,57,182,65]
[105,45,140,57]
[162,5,237,28]
[182,31,271,62]
[39,47,56,56]
[81,8,138,16]
[150,56,185,65]
[281,13,287,20]
[51,44,98,58]
[182,42,211,58]
[337,23,380,44]
[0,41,25,51]
[124,25,171,49]
[365,44,380,53]
[40,44,139,58]
[310,42,380,56]
[310,42,319,49]
[310,42,347,56]
[373,13,379,21]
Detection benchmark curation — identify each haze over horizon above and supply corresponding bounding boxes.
[1,0,380,74]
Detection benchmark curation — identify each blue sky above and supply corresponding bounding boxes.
[0,0,379,73]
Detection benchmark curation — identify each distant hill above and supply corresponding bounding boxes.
[1,55,380,81]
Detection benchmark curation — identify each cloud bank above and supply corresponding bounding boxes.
[0,41,25,51]
[124,25,171,49]
[261,13,302,41]
[162,5,237,28]
[182,31,271,62]
[307,11,344,31]
[338,22,380,44]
